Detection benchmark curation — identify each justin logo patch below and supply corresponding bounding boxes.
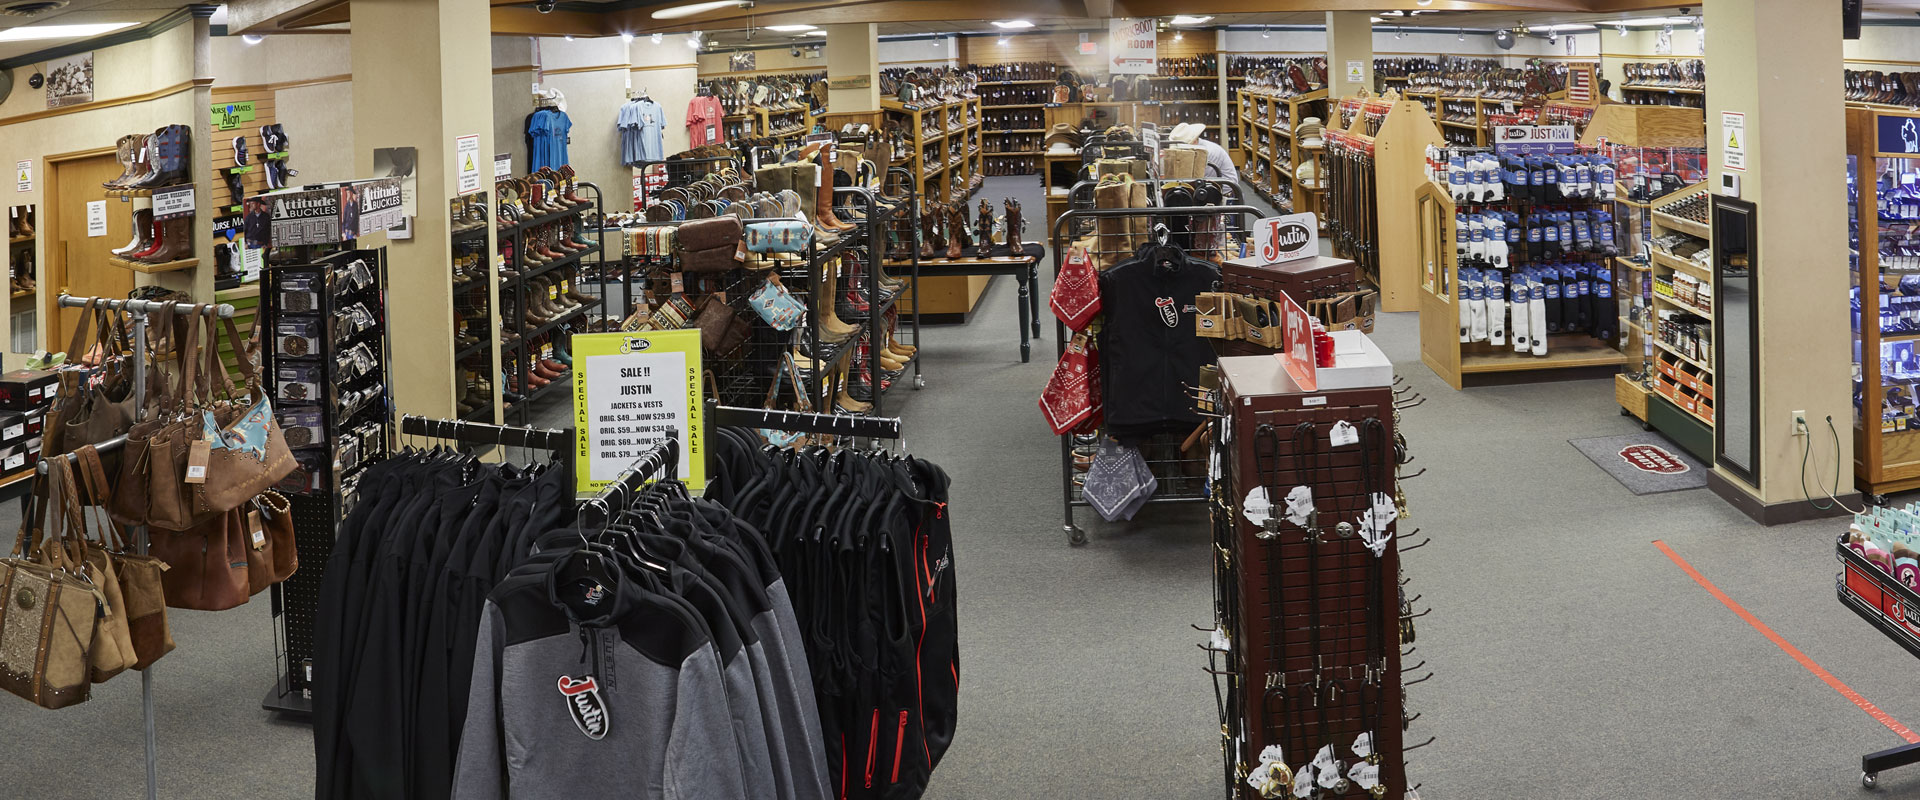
[558,675,610,740]
[1155,297,1178,328]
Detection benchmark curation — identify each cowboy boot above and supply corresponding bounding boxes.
[811,259,856,343]
[113,205,154,258]
[103,135,137,189]
[815,150,856,232]
[947,203,971,259]
[919,206,940,259]
[1004,198,1024,253]
[977,199,996,258]
[1094,178,1129,261]
[129,214,167,261]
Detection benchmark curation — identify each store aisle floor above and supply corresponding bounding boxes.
[0,176,1911,799]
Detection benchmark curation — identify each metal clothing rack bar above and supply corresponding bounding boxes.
[579,431,680,530]
[51,293,232,800]
[708,401,902,440]
[398,414,571,452]
[35,434,127,475]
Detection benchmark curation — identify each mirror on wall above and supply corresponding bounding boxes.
[1713,195,1758,484]
[7,205,32,356]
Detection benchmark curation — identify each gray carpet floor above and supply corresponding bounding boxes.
[1,175,1913,799]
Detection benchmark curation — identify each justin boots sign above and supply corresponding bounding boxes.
[1254,212,1318,265]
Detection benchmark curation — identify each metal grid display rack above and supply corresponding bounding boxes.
[1049,199,1259,546]
[260,248,393,715]
[498,182,609,425]
[1837,531,1920,788]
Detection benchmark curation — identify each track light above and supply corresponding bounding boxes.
[620,32,634,43]
[1174,31,1183,41]
[1457,29,1465,41]
[651,32,663,44]
[997,36,1009,46]
[1261,25,1270,39]
[1618,24,1628,37]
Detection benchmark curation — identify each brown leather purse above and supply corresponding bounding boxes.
[0,458,101,709]
[147,508,251,612]
[76,445,171,669]
[189,315,296,520]
[43,299,134,464]
[675,216,744,272]
[244,490,297,595]
[692,295,751,355]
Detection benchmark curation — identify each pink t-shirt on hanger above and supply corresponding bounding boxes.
[687,96,727,147]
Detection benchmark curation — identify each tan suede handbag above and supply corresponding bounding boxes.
[0,458,103,709]
[76,445,172,669]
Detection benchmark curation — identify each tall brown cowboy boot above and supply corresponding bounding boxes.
[816,149,857,232]
[946,203,970,259]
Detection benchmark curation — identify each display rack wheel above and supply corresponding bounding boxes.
[913,374,926,389]
[1863,770,1877,788]
[1066,524,1087,547]
[1619,407,1631,417]
[1870,494,1892,508]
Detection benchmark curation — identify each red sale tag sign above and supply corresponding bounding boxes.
[1277,291,1317,391]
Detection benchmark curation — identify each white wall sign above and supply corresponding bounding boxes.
[494,153,512,179]
[14,160,28,193]
[455,134,482,195]
[1254,212,1319,264]
[1108,18,1156,75]
[1346,60,1365,85]
[85,200,106,237]
[151,185,195,220]
[1722,111,1747,172]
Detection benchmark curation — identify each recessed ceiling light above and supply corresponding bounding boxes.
[686,31,703,48]
[1173,31,1183,40]
[620,31,634,42]
[650,32,663,43]
[1416,0,1433,5]
[0,21,134,41]
[564,34,573,41]
[1261,25,1269,39]
[997,36,1008,46]
[242,34,263,45]
[991,19,1033,29]
[650,0,749,20]
[765,24,815,32]
[1170,15,1211,26]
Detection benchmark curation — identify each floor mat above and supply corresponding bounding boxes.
[1569,433,1708,495]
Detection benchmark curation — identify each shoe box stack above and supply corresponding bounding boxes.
[103,124,195,266]
[0,368,56,479]
[1213,355,1411,800]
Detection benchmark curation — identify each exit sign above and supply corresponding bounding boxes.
[212,101,256,130]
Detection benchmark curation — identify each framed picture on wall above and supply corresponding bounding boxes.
[730,52,755,72]
[44,51,92,109]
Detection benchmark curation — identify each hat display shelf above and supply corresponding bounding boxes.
[1237,88,1328,220]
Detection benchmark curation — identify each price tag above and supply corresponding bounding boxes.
[1291,763,1315,798]
[1283,485,1315,528]
[3,424,21,441]
[1347,761,1380,790]
[184,440,211,484]
[248,511,267,550]
[1329,420,1357,447]
[1241,485,1275,527]
[1351,732,1374,759]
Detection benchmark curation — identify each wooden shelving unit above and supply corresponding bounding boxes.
[1643,184,1715,457]
[1580,102,1708,425]
[1414,181,1633,390]
[1849,107,1920,496]
[1237,89,1327,219]
[1325,92,1443,313]
[881,97,982,205]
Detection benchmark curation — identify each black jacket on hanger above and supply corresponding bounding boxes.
[1096,243,1221,444]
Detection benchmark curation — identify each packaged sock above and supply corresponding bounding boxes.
[1573,264,1591,333]
[1529,270,1548,356]
[1510,271,1531,353]
[1458,267,1474,343]
[1467,268,1488,341]
[1487,154,1506,202]
[1556,212,1574,257]
[1597,157,1617,201]
[1595,210,1617,257]
[1505,211,1524,264]
[1542,212,1562,258]
[1467,153,1488,203]
[1541,155,1561,199]
[1505,155,1529,202]
[1575,156,1594,200]
[1455,212,1469,264]
[1572,212,1593,253]
[1595,263,1617,345]
[1543,265,1563,333]
[1487,216,1508,269]
[1488,268,1507,346]
[1527,212,1544,261]
[1527,156,1548,204]
[1469,214,1488,267]
[1448,154,1469,202]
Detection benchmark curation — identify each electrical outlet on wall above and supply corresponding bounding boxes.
[1793,410,1808,435]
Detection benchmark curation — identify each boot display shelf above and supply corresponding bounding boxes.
[881,97,983,206]
[498,181,610,424]
[1238,89,1328,218]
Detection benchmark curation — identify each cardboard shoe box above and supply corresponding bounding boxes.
[0,369,58,411]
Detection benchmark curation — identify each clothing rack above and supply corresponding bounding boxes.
[51,293,236,800]
[708,401,902,440]
[398,414,571,452]
[579,430,680,531]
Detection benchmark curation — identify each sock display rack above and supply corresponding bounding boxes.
[261,248,393,714]
[1577,103,1709,425]
[1848,107,1920,496]
[882,95,983,206]
[495,176,608,424]
[1324,93,1443,313]
[1837,507,1920,788]
[1210,355,1420,800]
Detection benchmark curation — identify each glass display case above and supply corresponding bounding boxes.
[1850,107,1920,497]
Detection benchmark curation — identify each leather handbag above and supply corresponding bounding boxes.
[0,459,101,709]
[190,316,297,520]
[244,490,296,595]
[42,458,135,684]
[692,296,752,355]
[147,508,251,612]
[675,216,743,272]
[76,446,171,669]
[748,274,806,331]
[744,219,812,254]
[44,300,134,463]
[113,306,207,530]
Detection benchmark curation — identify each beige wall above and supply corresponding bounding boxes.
[697,44,830,76]
[494,37,535,175]
[0,20,207,366]
[630,36,698,168]
[211,33,356,186]
[533,36,627,192]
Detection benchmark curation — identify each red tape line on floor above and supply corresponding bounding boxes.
[1654,539,1920,744]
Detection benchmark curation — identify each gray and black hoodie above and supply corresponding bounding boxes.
[453,554,748,799]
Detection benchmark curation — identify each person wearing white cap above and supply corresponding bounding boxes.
[1167,122,1238,184]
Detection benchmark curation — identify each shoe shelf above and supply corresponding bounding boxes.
[1237,90,1328,219]
[495,173,608,424]
[521,243,602,282]
[883,97,983,205]
[450,190,495,422]
[107,255,198,274]
[506,298,602,349]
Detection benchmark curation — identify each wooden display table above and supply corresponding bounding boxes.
[893,242,1043,363]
